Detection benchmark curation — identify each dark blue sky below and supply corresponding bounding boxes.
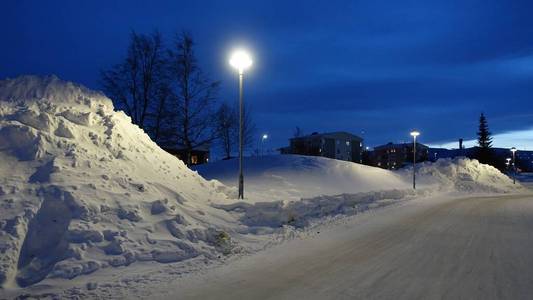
[2,0,533,150]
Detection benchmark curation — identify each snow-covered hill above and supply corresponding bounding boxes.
[406,158,522,193]
[196,155,522,202]
[0,76,238,288]
[195,155,410,202]
[195,155,523,230]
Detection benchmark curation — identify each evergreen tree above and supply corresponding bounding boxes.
[476,113,493,164]
[477,113,492,148]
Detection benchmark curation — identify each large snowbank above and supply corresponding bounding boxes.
[0,76,238,288]
[196,155,522,203]
[196,155,523,234]
[215,189,422,230]
[403,157,522,193]
[195,155,410,202]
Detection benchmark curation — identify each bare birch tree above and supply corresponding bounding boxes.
[168,33,220,165]
[101,31,170,141]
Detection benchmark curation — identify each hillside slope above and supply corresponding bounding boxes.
[0,76,236,288]
[195,155,521,203]
[195,155,410,202]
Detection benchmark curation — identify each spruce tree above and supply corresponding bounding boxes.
[476,113,493,164]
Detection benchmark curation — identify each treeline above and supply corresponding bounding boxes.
[101,31,255,165]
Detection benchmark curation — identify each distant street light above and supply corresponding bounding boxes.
[511,147,517,184]
[261,134,268,156]
[230,50,253,199]
[506,158,511,172]
[410,131,420,189]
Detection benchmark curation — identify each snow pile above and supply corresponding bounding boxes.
[195,155,410,202]
[0,76,238,288]
[197,155,523,232]
[196,155,523,203]
[408,157,523,193]
[215,189,422,231]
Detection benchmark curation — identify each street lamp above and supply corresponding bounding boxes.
[506,157,511,172]
[511,147,517,184]
[410,131,420,189]
[230,50,253,199]
[261,134,268,156]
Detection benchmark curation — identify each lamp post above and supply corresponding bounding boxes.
[261,134,268,156]
[506,158,511,172]
[511,147,517,184]
[410,131,420,189]
[230,50,253,199]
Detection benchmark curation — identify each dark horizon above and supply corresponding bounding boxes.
[2,0,533,152]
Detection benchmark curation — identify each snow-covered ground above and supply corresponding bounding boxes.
[516,173,533,189]
[0,75,526,298]
[196,154,521,203]
[195,155,410,202]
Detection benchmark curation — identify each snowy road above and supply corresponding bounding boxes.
[165,193,533,300]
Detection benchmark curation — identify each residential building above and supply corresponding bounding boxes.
[516,151,533,172]
[282,131,363,163]
[162,144,210,165]
[371,142,429,169]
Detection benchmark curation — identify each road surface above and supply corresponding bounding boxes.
[165,193,533,300]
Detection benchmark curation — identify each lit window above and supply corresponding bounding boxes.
[346,141,350,146]
[191,155,198,164]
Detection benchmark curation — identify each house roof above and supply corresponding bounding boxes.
[373,142,428,150]
[161,142,211,153]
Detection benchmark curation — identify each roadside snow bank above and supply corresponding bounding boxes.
[405,157,523,193]
[215,189,426,231]
[199,156,523,232]
[195,155,410,202]
[196,155,523,203]
[0,76,238,288]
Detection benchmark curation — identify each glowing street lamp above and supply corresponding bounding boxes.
[511,147,517,184]
[261,134,268,156]
[230,50,253,199]
[410,131,420,189]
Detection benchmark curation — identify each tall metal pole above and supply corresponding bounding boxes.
[238,71,244,199]
[413,136,416,189]
[512,151,516,185]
